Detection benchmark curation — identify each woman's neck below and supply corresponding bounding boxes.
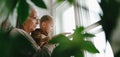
[22,25,30,34]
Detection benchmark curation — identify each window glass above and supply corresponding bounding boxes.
[62,6,75,33]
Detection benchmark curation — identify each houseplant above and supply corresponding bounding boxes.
[49,26,99,57]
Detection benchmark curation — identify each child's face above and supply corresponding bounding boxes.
[45,21,54,34]
[41,21,54,34]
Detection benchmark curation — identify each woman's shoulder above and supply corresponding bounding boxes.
[9,28,23,35]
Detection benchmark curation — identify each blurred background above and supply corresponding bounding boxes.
[0,0,120,57]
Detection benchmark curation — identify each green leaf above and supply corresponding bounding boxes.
[48,34,65,44]
[81,41,99,53]
[74,51,84,57]
[48,34,70,44]
[56,0,64,3]
[0,0,18,13]
[0,0,18,24]
[17,0,29,24]
[56,0,74,4]
[73,27,84,41]
[31,0,47,9]
[68,0,75,4]
[0,30,12,57]
[6,0,18,13]
[51,45,69,57]
[83,33,95,38]
[74,26,84,35]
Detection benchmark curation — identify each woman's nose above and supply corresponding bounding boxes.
[36,19,39,24]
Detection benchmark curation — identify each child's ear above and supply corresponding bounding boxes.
[42,22,46,28]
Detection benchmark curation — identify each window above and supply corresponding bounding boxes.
[62,6,75,33]
[54,0,114,57]
[74,0,114,57]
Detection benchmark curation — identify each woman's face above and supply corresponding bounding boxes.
[24,9,39,32]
